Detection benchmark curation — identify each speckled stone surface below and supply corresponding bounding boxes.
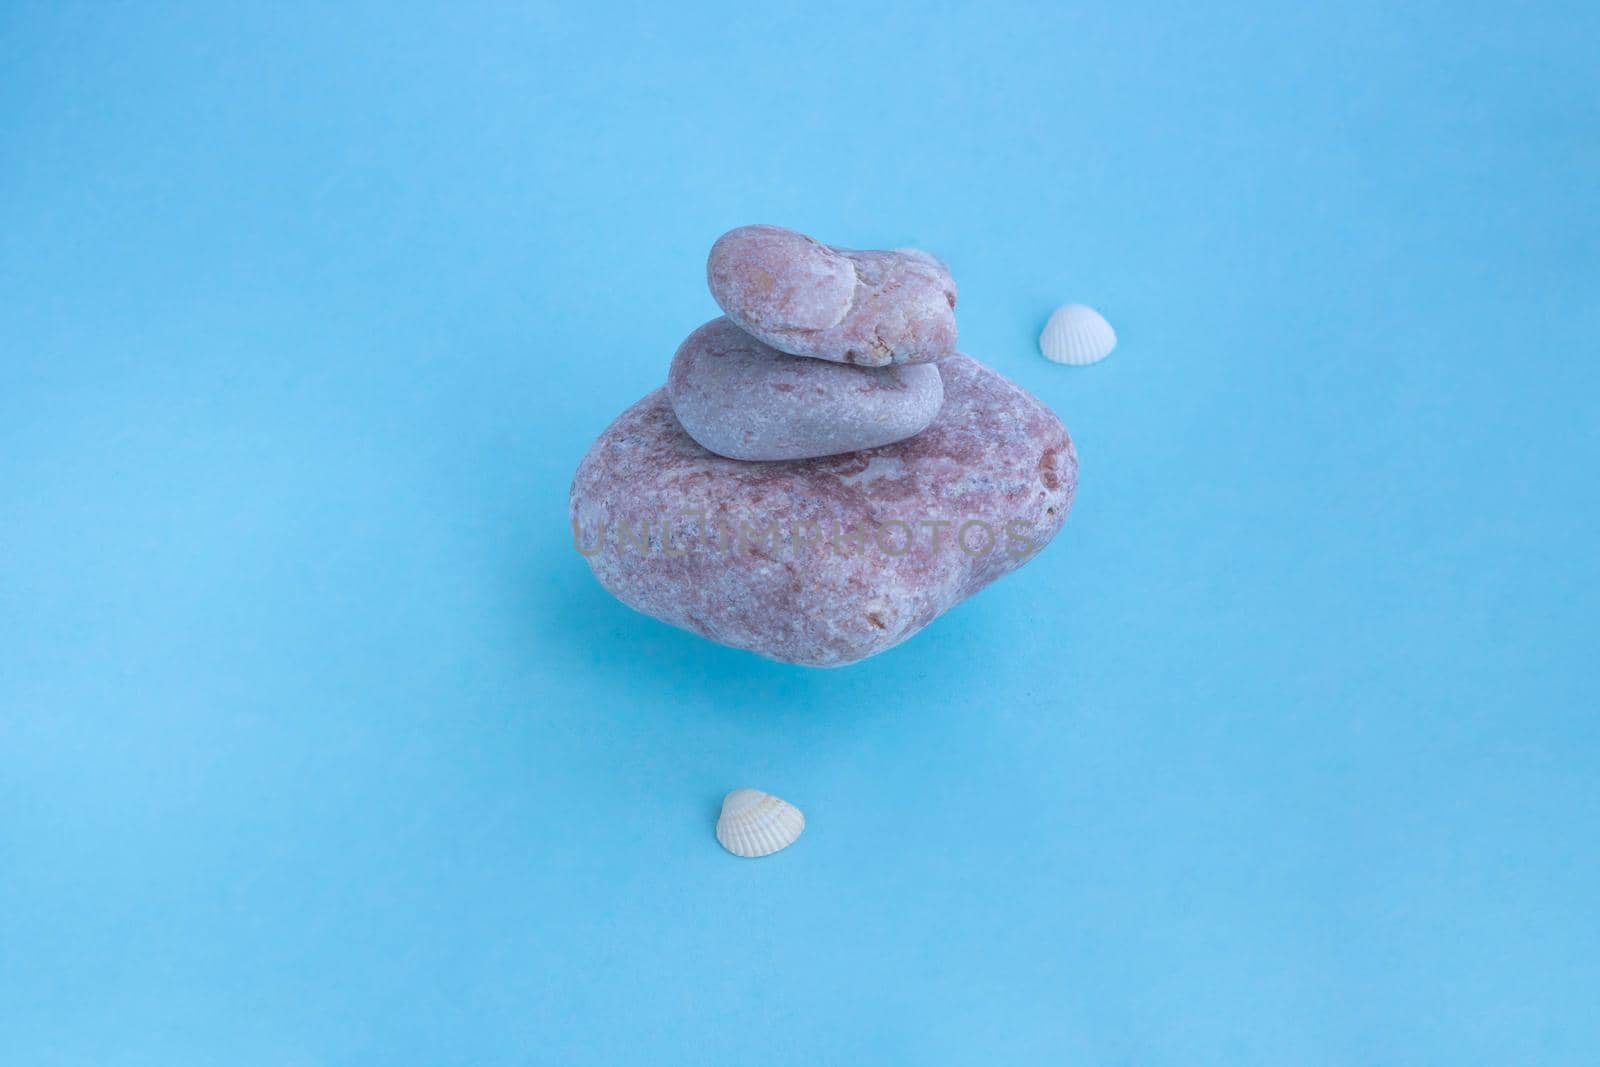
[570,355,1076,667]
[667,317,944,461]
[707,224,958,366]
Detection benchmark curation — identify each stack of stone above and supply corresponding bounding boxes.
[672,225,957,461]
[570,225,1078,668]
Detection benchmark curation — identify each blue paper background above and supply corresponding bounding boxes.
[3,2,1597,1063]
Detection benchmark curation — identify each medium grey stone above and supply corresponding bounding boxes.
[667,317,944,461]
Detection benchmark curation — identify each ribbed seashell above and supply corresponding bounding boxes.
[715,788,805,858]
[1040,304,1117,365]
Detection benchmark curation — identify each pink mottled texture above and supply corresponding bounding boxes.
[668,317,944,461]
[569,355,1076,667]
[707,224,958,366]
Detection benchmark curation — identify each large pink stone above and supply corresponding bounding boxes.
[569,355,1076,667]
[707,224,958,366]
[667,317,944,461]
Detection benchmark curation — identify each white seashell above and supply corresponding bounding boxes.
[1040,303,1117,365]
[715,788,805,858]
